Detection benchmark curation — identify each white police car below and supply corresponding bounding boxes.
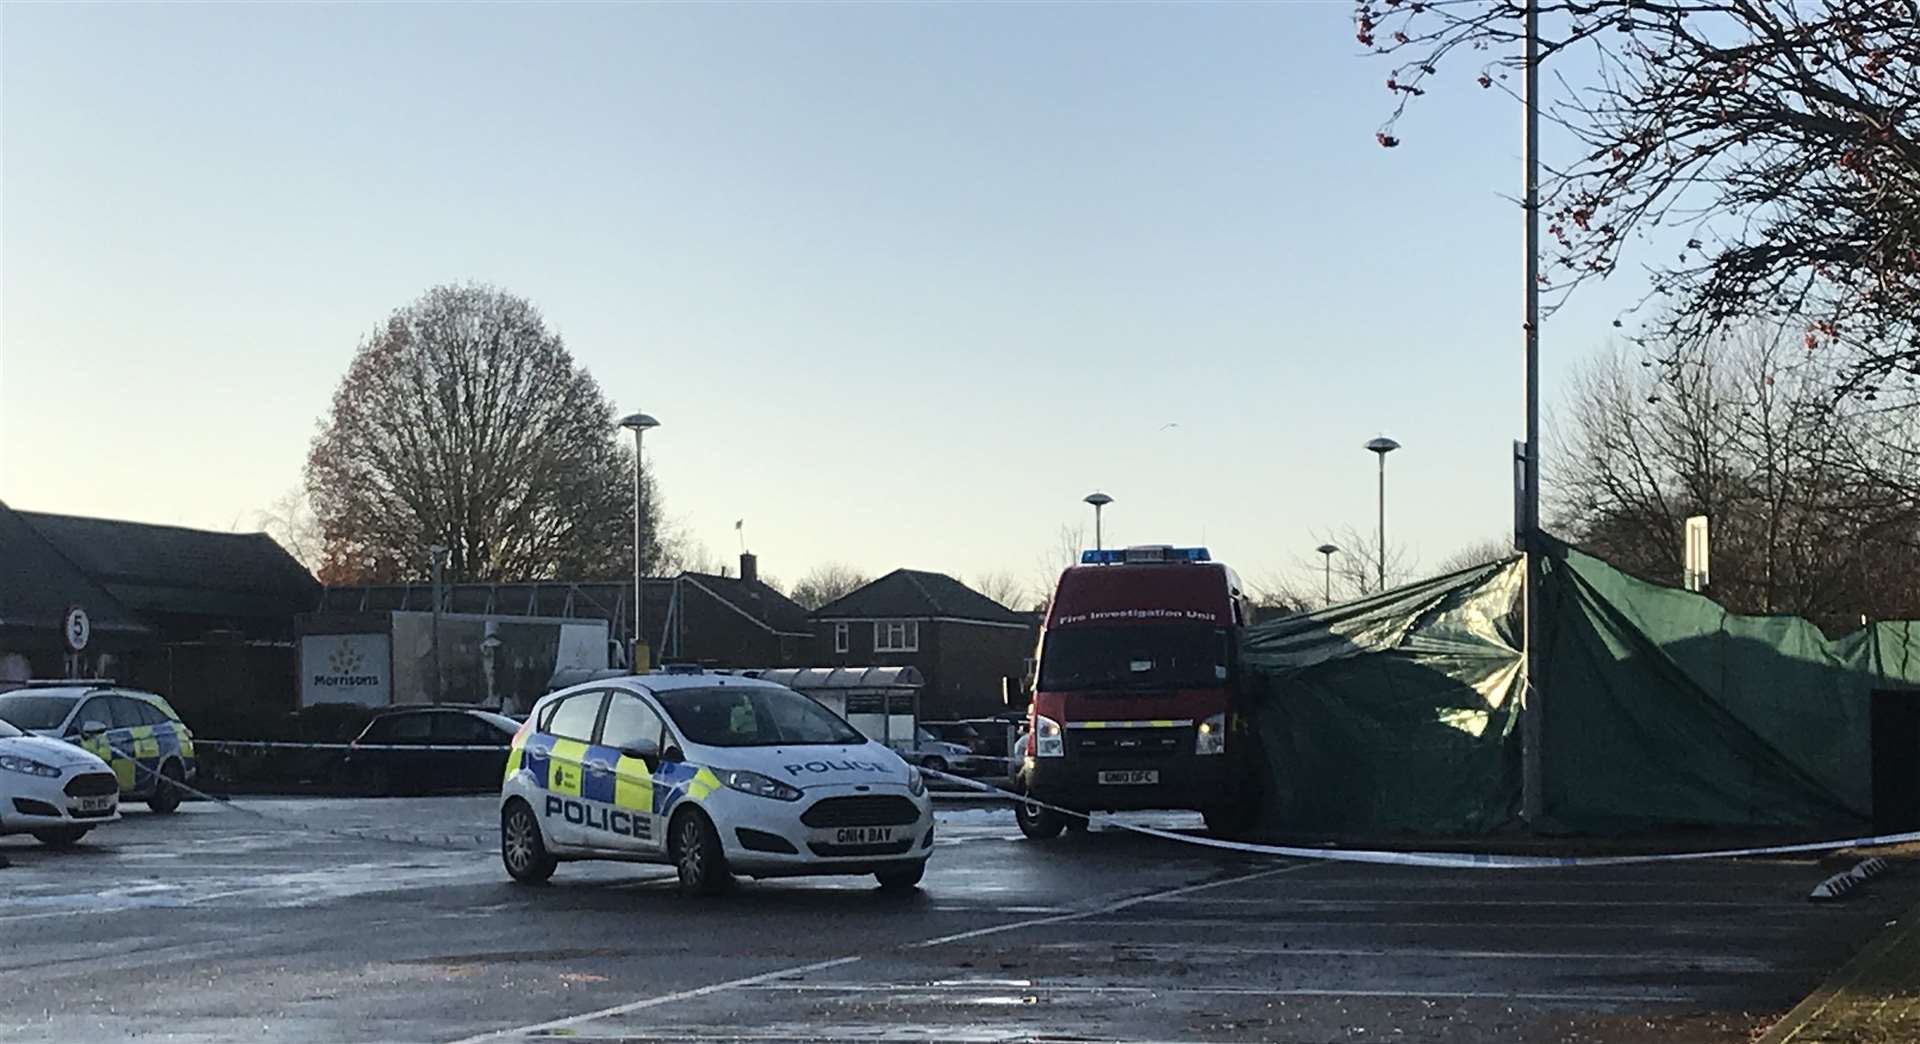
[0,715,120,847]
[500,671,933,895]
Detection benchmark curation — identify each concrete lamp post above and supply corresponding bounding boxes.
[1084,492,1113,551]
[620,411,660,672]
[1364,436,1400,593]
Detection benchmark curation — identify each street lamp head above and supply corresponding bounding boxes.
[620,412,660,432]
[1364,436,1401,456]
[1316,543,1340,556]
[1083,492,1113,508]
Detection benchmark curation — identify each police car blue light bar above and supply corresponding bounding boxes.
[1080,546,1211,565]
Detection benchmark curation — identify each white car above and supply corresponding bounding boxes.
[499,671,934,895]
[0,715,120,847]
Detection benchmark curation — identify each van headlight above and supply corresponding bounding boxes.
[906,766,926,797]
[1195,713,1227,756]
[720,769,804,802]
[1034,715,1065,758]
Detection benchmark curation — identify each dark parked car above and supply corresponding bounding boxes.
[334,707,519,795]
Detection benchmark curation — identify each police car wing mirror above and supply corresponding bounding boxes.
[661,744,685,764]
[79,720,109,739]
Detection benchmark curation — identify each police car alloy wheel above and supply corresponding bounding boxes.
[501,801,556,883]
[672,810,730,896]
[148,760,185,814]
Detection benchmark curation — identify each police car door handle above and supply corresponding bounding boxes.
[585,763,611,775]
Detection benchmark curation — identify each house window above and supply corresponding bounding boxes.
[873,620,919,653]
[833,623,849,654]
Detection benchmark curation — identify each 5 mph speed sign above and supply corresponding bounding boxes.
[63,606,91,653]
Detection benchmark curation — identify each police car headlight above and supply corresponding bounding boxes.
[720,769,804,802]
[906,766,926,797]
[0,754,61,778]
[1195,713,1227,756]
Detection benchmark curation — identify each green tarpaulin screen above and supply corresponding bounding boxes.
[1239,537,1920,835]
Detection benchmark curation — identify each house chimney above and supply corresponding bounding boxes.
[739,552,758,585]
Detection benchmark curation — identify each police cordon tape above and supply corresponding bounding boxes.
[918,766,1920,870]
[143,745,1920,870]
[199,740,513,752]
[125,754,494,853]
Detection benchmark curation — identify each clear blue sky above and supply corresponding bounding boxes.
[1,2,1633,598]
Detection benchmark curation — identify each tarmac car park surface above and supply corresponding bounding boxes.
[1,795,1914,1044]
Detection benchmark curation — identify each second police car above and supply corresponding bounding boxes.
[500,671,934,894]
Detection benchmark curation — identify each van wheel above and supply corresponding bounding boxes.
[33,827,89,848]
[671,809,731,896]
[876,862,925,891]
[1203,803,1254,838]
[147,760,185,814]
[1016,797,1065,840]
[501,800,556,884]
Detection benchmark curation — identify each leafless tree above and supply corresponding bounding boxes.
[1313,525,1420,601]
[656,523,723,577]
[305,284,658,585]
[1357,0,1920,395]
[256,488,323,573]
[789,563,872,611]
[1551,325,1920,630]
[969,571,1029,611]
[1030,523,1088,612]
[1435,537,1517,573]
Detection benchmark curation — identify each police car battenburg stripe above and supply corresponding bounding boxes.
[547,739,587,796]
[613,754,653,812]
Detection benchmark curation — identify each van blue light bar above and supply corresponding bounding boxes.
[1080,546,1211,565]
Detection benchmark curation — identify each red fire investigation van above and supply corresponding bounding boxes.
[1016,545,1258,839]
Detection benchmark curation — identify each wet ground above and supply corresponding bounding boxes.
[1,797,1912,1043]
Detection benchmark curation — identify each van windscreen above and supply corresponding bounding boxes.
[1038,625,1229,692]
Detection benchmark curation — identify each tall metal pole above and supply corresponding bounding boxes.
[1376,454,1387,590]
[1520,0,1547,825]
[631,424,644,670]
[1364,438,1398,592]
[429,545,447,705]
[1084,492,1113,552]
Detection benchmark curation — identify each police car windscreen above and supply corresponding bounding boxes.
[656,687,866,748]
[0,694,78,730]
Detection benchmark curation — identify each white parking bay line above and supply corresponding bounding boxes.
[908,862,1315,948]
[441,955,865,1044]
[444,863,1313,1043]
[735,982,1702,1005]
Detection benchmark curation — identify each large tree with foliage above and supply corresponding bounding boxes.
[1359,0,1919,396]
[306,284,658,585]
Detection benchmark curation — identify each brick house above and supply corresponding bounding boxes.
[811,570,1037,720]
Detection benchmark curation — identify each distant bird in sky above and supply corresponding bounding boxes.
[1159,422,1180,431]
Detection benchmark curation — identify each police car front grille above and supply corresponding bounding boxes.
[64,773,118,797]
[807,838,916,857]
[799,796,919,828]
